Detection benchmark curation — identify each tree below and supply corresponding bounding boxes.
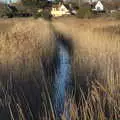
[69,0,83,7]
[21,0,48,7]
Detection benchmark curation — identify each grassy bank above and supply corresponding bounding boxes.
[52,17,120,120]
[0,18,56,120]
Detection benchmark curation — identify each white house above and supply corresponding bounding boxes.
[51,4,71,17]
[92,1,104,12]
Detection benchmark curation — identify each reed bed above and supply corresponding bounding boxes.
[0,18,56,120]
[0,17,120,120]
[52,17,120,120]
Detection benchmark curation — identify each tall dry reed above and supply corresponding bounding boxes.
[0,18,56,120]
[52,17,120,120]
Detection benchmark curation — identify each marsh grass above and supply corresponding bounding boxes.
[0,17,120,120]
[98,25,120,35]
[52,18,120,120]
[0,18,56,120]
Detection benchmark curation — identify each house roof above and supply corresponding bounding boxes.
[95,1,104,9]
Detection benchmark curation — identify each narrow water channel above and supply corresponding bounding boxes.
[52,41,72,119]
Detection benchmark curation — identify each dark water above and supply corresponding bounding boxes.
[52,42,72,119]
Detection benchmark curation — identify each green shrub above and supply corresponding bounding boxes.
[77,7,93,19]
[0,7,16,18]
[5,9,14,18]
[0,10,5,17]
[112,12,120,20]
[22,0,49,9]
[34,9,52,21]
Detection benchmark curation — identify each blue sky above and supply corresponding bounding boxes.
[0,0,58,3]
[0,0,98,3]
[0,0,18,3]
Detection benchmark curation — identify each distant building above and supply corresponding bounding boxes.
[110,9,117,13]
[51,3,71,17]
[92,0,104,12]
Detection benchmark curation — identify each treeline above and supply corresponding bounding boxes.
[21,0,49,7]
[21,0,61,7]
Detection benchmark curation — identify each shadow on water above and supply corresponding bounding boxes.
[52,39,73,119]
